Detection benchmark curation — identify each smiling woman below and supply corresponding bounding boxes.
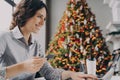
[0,0,46,54]
[0,1,49,79]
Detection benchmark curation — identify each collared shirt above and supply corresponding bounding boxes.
[0,27,63,80]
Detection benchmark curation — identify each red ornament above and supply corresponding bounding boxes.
[70,0,75,3]
[75,38,80,43]
[61,24,65,33]
[59,37,65,41]
[58,37,65,48]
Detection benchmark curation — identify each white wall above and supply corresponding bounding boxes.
[86,0,112,36]
[0,0,12,31]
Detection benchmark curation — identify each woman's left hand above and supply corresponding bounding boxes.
[69,71,98,80]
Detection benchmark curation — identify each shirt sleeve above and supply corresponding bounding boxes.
[37,42,64,80]
[0,33,7,80]
[39,62,64,80]
[0,33,7,59]
[0,67,6,80]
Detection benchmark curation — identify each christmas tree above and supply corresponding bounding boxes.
[47,0,112,77]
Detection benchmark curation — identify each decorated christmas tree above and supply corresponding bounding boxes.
[47,0,112,77]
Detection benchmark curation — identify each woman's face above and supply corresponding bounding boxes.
[23,7,46,33]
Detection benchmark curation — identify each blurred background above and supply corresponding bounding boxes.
[1,0,120,79]
[0,0,119,53]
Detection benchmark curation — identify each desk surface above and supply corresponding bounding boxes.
[35,76,120,80]
[35,77,45,80]
[111,76,120,80]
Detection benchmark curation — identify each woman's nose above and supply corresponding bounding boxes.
[40,19,44,25]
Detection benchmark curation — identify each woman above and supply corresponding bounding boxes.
[0,0,97,80]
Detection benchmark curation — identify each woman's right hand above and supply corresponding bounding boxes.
[22,57,47,73]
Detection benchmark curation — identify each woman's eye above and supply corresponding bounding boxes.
[44,18,46,21]
[38,15,42,18]
[37,15,46,21]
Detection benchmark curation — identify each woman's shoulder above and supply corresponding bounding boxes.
[0,30,10,39]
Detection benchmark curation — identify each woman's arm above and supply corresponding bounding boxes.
[39,61,97,80]
[6,62,24,79]
[6,57,46,79]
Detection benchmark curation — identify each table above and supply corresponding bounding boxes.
[111,76,120,80]
[35,77,46,80]
[35,76,120,80]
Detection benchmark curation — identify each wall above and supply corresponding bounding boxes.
[0,0,12,31]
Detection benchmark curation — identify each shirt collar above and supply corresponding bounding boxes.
[11,26,35,44]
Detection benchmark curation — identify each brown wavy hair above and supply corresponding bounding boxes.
[10,0,47,30]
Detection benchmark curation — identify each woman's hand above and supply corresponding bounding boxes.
[22,57,47,73]
[70,72,98,80]
[6,57,47,78]
[62,71,98,80]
